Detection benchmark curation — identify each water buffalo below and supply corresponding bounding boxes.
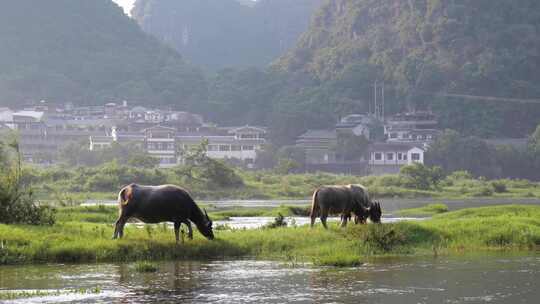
[310,184,382,229]
[112,184,214,242]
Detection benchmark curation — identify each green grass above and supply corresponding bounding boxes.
[0,205,539,267]
[32,169,540,201]
[397,203,449,217]
[134,261,159,272]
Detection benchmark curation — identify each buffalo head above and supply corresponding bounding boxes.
[369,201,382,223]
[197,209,214,240]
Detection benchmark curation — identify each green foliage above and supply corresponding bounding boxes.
[0,0,206,107]
[335,133,369,161]
[0,205,539,266]
[276,0,540,138]
[397,203,449,217]
[178,140,244,188]
[400,163,444,190]
[427,128,540,180]
[0,139,55,225]
[132,0,323,69]
[491,180,508,193]
[134,261,159,273]
[264,213,288,229]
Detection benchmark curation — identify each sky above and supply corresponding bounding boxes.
[112,0,136,15]
[111,0,257,15]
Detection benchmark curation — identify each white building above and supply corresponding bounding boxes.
[368,142,425,175]
[178,126,266,167]
[142,126,177,167]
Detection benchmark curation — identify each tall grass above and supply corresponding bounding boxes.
[397,203,449,216]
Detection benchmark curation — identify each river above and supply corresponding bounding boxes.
[1,254,539,303]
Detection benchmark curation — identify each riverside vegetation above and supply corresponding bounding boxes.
[1,138,540,267]
[0,204,539,267]
[27,162,540,202]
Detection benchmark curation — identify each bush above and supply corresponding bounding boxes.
[472,186,494,197]
[134,261,159,273]
[0,139,56,225]
[491,180,508,193]
[400,163,444,190]
[264,213,287,229]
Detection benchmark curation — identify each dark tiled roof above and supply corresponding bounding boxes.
[298,129,337,139]
[369,142,424,152]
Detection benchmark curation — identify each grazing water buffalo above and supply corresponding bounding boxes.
[112,184,214,242]
[310,184,382,229]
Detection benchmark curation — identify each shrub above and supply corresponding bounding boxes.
[361,224,407,252]
[472,186,494,197]
[134,261,159,273]
[491,180,508,193]
[0,139,56,225]
[400,163,444,190]
[264,213,287,229]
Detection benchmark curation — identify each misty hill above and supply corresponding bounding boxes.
[132,0,323,69]
[275,0,540,137]
[0,0,207,107]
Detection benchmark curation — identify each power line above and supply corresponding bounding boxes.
[421,92,540,104]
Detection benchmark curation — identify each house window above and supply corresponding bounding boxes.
[231,145,241,151]
[374,153,382,160]
[390,133,398,139]
[240,134,257,139]
[219,145,231,151]
[397,153,403,160]
[242,145,254,151]
[412,153,421,161]
[403,154,408,160]
[387,153,394,161]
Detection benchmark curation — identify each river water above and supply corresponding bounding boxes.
[1,254,539,303]
[84,198,540,214]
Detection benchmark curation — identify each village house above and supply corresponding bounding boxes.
[335,113,378,139]
[368,142,425,175]
[295,129,337,165]
[384,111,440,144]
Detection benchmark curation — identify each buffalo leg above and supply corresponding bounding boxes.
[341,214,348,228]
[113,216,128,239]
[320,209,329,229]
[183,221,193,240]
[174,221,183,244]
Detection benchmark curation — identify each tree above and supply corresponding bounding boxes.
[0,138,55,225]
[400,163,444,190]
[177,140,243,188]
[426,129,500,178]
[335,133,369,162]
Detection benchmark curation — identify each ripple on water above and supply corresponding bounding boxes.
[1,256,539,303]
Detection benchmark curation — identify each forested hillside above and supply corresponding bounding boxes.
[275,0,540,137]
[132,0,323,69]
[0,0,207,107]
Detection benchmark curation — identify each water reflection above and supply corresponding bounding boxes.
[1,255,539,303]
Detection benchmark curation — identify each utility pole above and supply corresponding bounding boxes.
[382,81,385,121]
[374,81,378,119]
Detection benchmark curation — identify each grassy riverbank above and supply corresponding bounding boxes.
[1,205,539,266]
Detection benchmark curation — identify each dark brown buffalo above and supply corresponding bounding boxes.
[112,184,214,242]
[310,184,382,229]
